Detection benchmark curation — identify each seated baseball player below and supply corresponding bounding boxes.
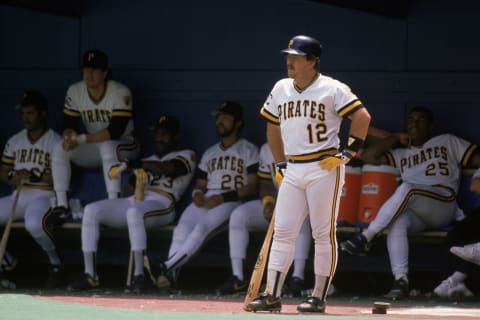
[0,91,64,289]
[50,49,139,223]
[433,168,480,299]
[216,142,312,297]
[155,101,259,290]
[339,106,480,300]
[68,115,196,293]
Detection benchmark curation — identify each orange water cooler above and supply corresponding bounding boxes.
[337,166,362,226]
[356,164,400,227]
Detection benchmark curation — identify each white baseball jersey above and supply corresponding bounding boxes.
[2,129,61,188]
[198,138,259,191]
[64,80,134,138]
[257,142,278,190]
[386,134,477,193]
[143,149,197,201]
[260,74,362,158]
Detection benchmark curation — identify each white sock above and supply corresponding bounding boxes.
[292,259,306,279]
[84,251,96,278]
[133,251,144,276]
[46,250,61,266]
[231,258,244,281]
[56,192,68,208]
[108,192,119,199]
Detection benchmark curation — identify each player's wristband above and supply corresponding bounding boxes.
[75,134,87,144]
[346,135,364,152]
[222,190,239,202]
[192,188,204,198]
[262,195,275,206]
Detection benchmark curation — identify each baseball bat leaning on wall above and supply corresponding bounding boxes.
[242,213,275,311]
[0,184,23,264]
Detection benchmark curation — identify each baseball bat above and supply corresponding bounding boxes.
[242,213,275,311]
[126,172,146,288]
[0,184,23,264]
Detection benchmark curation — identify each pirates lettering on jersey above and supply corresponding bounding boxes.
[207,156,244,174]
[13,147,51,168]
[82,109,111,123]
[399,146,448,173]
[277,100,325,121]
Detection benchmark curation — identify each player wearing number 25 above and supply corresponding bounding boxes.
[247,35,371,313]
[340,106,480,300]
[155,101,259,290]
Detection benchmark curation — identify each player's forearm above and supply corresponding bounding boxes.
[361,134,400,165]
[82,128,111,143]
[346,108,371,157]
[236,175,259,200]
[266,123,286,162]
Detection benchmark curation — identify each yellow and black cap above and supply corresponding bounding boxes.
[83,49,108,70]
[154,114,180,134]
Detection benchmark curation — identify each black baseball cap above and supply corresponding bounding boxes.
[83,49,108,70]
[212,100,243,122]
[19,90,48,112]
[154,114,180,134]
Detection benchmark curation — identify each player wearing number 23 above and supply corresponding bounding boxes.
[247,35,371,313]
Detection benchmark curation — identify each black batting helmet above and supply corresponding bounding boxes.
[281,35,322,58]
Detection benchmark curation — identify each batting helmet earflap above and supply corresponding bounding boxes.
[280,35,322,58]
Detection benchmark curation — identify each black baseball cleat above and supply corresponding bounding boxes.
[130,274,146,294]
[68,273,100,291]
[155,262,176,290]
[297,296,326,313]
[45,264,64,289]
[48,206,72,227]
[384,278,409,300]
[246,293,281,312]
[340,233,370,256]
[216,275,247,295]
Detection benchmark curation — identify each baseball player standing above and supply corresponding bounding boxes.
[69,114,196,292]
[51,49,139,222]
[247,35,371,313]
[216,142,312,296]
[156,101,259,290]
[0,91,64,289]
[340,106,480,300]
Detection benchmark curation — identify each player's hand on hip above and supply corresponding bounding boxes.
[206,194,223,209]
[275,161,287,185]
[318,151,353,172]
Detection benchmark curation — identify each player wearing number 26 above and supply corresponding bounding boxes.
[247,35,371,313]
[155,101,259,290]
